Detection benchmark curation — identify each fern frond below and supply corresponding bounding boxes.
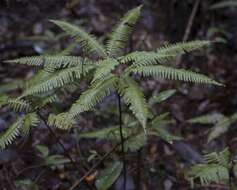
[48,113,75,130]
[69,75,118,118]
[189,164,229,187]
[21,113,40,135]
[157,40,210,56]
[130,65,223,86]
[22,65,93,96]
[106,5,142,57]
[204,148,230,167]
[189,148,231,187]
[8,98,32,112]
[118,77,148,132]
[120,51,176,66]
[51,20,107,58]
[0,118,23,150]
[92,58,120,83]
[5,55,85,69]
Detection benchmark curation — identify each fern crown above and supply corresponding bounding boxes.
[1,5,223,148]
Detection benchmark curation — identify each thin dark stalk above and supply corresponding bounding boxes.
[69,133,139,190]
[136,149,142,190]
[37,112,95,190]
[37,112,77,168]
[117,93,127,190]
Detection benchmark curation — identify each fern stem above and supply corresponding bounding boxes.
[136,149,142,190]
[117,93,127,190]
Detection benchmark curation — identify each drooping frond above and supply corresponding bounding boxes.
[130,65,223,86]
[51,20,107,58]
[118,77,148,132]
[189,164,229,187]
[106,5,142,57]
[92,58,120,83]
[0,118,23,150]
[119,51,176,66]
[5,55,85,69]
[69,75,118,118]
[189,148,230,187]
[22,65,94,96]
[157,40,210,56]
[204,148,230,167]
[21,113,40,135]
[188,113,225,125]
[8,98,32,112]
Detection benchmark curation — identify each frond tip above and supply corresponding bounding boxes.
[106,5,142,57]
[0,118,23,150]
[51,20,107,58]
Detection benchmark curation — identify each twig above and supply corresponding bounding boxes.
[117,93,127,190]
[69,143,118,190]
[37,112,78,169]
[176,0,201,65]
[37,112,95,190]
[136,149,142,190]
[69,133,138,190]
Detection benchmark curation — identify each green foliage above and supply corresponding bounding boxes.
[0,118,23,150]
[150,89,176,104]
[36,144,70,166]
[15,179,39,190]
[79,112,178,151]
[130,65,222,86]
[106,5,142,57]
[119,77,148,132]
[188,112,237,142]
[188,148,233,188]
[0,113,40,150]
[0,6,222,152]
[95,161,123,190]
[51,20,107,58]
[210,0,237,10]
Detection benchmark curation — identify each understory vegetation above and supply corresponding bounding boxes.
[0,1,236,190]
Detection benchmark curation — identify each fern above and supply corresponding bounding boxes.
[1,6,223,150]
[189,148,230,188]
[0,118,23,150]
[130,65,223,86]
[22,65,94,96]
[118,77,148,132]
[106,5,142,57]
[51,20,107,58]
